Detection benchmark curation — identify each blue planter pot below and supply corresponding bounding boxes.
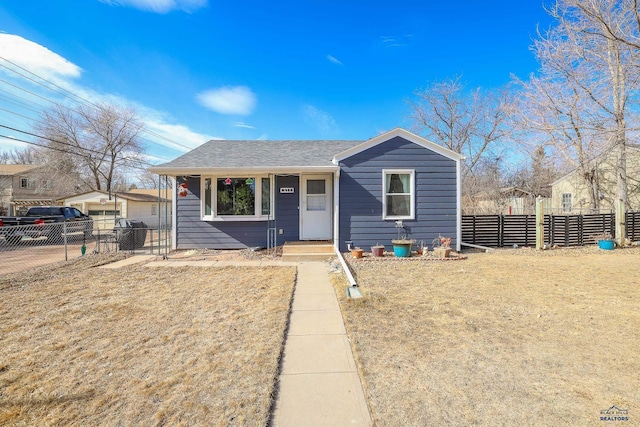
[598,239,615,250]
[393,243,412,257]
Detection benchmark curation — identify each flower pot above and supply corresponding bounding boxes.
[433,247,451,258]
[371,245,384,257]
[351,248,364,258]
[598,239,615,250]
[392,243,412,257]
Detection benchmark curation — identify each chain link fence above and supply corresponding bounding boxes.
[0,220,172,275]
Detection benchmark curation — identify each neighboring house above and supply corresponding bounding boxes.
[469,187,550,215]
[550,146,640,213]
[62,190,171,229]
[0,164,59,216]
[150,128,462,252]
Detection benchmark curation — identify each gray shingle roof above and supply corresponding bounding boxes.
[155,139,364,169]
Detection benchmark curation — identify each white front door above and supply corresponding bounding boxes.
[300,174,332,240]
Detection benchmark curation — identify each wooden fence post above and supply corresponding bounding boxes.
[536,197,545,250]
[615,199,626,247]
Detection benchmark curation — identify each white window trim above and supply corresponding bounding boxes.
[561,193,572,212]
[202,175,273,221]
[20,177,35,189]
[382,169,415,220]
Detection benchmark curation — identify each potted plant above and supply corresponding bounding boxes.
[432,235,452,258]
[391,237,414,257]
[370,243,385,257]
[351,247,364,258]
[595,232,615,250]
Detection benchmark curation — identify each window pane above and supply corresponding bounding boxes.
[562,193,572,212]
[204,178,212,216]
[261,178,271,216]
[386,195,410,216]
[307,179,325,195]
[386,174,410,194]
[217,178,256,215]
[307,195,326,211]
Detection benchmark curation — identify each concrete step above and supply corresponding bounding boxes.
[282,242,334,255]
[281,242,335,262]
[282,252,336,262]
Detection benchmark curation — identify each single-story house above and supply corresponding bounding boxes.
[62,190,171,229]
[150,128,462,252]
[550,145,640,213]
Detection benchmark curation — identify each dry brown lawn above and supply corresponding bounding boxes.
[337,246,640,426]
[0,254,296,426]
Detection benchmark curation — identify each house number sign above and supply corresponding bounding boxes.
[280,187,295,194]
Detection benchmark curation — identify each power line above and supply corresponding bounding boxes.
[0,56,197,152]
[0,124,151,172]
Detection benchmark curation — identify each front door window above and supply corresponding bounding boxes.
[306,179,326,211]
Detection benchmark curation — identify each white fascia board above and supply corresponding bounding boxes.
[148,165,339,177]
[332,127,463,163]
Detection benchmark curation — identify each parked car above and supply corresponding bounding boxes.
[0,206,94,245]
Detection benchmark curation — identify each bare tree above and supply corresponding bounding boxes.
[35,102,145,194]
[519,0,640,211]
[512,71,607,210]
[409,77,512,180]
[0,146,39,164]
[409,77,513,212]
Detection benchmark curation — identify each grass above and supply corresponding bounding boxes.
[0,254,296,426]
[336,247,640,426]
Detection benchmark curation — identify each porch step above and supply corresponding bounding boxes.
[281,241,335,262]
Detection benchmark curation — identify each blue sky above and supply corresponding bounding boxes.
[0,0,553,164]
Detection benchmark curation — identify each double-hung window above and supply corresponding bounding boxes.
[561,193,572,212]
[20,178,35,189]
[202,176,272,220]
[382,169,415,219]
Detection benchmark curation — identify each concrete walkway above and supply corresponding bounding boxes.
[271,261,371,427]
[99,256,372,426]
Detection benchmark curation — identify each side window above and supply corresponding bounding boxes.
[561,193,572,212]
[382,169,415,220]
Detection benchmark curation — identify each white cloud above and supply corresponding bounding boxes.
[302,105,338,134]
[0,33,215,160]
[0,34,82,83]
[327,54,343,65]
[196,86,257,116]
[0,134,30,152]
[99,0,208,13]
[380,34,413,47]
[144,119,218,153]
[233,121,255,129]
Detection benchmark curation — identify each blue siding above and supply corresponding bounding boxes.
[338,136,458,252]
[175,175,301,249]
[274,175,300,244]
[175,176,268,249]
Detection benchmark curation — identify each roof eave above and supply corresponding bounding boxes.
[148,165,340,176]
[333,128,463,163]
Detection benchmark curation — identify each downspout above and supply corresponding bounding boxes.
[332,167,358,289]
[170,176,177,250]
[456,156,464,252]
[333,169,340,250]
[334,246,357,288]
[333,167,358,290]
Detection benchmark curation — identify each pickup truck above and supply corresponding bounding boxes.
[0,206,94,245]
